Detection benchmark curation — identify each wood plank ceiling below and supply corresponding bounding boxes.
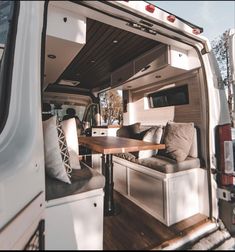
[52,18,160,92]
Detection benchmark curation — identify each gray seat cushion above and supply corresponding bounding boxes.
[138,155,201,173]
[45,162,105,201]
[115,153,200,173]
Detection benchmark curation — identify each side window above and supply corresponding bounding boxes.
[148,84,189,108]
[0,1,18,133]
[99,90,123,125]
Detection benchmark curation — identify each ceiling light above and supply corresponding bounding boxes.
[58,79,80,87]
[91,60,96,63]
[113,40,118,43]
[47,54,56,59]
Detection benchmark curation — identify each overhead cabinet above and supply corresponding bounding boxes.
[111,62,134,87]
[110,44,195,88]
[133,44,169,79]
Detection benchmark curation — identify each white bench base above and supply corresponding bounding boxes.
[113,156,209,226]
[45,189,104,250]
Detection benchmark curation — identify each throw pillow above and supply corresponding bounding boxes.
[163,122,195,162]
[116,122,141,138]
[137,126,163,159]
[43,116,72,184]
[61,118,81,169]
[188,128,198,158]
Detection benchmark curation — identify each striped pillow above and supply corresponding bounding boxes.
[43,116,72,184]
[56,120,72,177]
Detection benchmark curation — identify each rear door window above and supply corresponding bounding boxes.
[0,1,18,133]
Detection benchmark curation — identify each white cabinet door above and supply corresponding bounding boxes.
[92,128,107,136]
[134,44,169,77]
[45,194,104,250]
[111,62,134,87]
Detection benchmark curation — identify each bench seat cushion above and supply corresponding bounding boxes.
[46,162,105,201]
[115,153,200,173]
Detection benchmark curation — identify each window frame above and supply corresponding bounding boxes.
[0,1,20,134]
[148,84,189,108]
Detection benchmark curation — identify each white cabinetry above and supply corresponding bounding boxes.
[113,156,207,226]
[111,62,134,88]
[45,189,104,250]
[91,126,119,173]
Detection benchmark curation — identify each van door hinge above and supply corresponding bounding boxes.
[211,155,217,166]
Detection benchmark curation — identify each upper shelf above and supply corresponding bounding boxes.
[43,4,87,90]
[110,44,201,89]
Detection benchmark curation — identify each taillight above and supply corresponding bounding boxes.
[217,124,234,185]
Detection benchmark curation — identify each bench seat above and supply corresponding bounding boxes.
[113,155,208,226]
[45,162,105,250]
[115,153,200,173]
[45,162,105,201]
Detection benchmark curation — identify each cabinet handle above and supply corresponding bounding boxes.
[94,203,97,207]
[141,65,151,72]
[93,131,97,134]
[101,132,105,135]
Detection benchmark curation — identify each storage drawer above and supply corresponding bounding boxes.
[111,62,134,87]
[92,128,107,136]
[129,169,164,219]
[45,194,103,250]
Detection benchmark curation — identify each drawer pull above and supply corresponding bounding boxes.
[93,203,97,207]
[101,132,105,135]
[141,65,151,72]
[93,132,97,134]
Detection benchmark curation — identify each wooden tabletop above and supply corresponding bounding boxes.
[78,136,165,155]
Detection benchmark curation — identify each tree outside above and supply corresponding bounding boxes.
[100,90,123,125]
[212,29,234,127]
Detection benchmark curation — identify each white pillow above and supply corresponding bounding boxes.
[138,126,163,159]
[61,118,81,169]
[43,116,72,184]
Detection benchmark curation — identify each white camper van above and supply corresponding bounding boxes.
[0,1,234,250]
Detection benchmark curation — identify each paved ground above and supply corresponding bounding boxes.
[189,221,235,250]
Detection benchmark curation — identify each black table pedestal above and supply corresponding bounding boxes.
[102,154,120,216]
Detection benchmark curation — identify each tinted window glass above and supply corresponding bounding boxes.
[0,1,14,62]
[148,85,189,108]
[0,1,17,133]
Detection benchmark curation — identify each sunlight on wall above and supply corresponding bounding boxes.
[126,102,135,124]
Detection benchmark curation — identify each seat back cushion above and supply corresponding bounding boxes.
[134,126,163,159]
[61,118,81,169]
[163,121,195,162]
[188,128,198,158]
[45,163,105,201]
[116,122,141,138]
[43,116,72,184]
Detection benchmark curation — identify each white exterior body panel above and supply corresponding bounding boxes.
[0,1,45,229]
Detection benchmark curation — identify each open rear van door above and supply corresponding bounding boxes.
[0,1,46,249]
[228,29,235,128]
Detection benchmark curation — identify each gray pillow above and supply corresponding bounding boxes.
[138,127,163,159]
[116,122,141,138]
[163,122,195,162]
